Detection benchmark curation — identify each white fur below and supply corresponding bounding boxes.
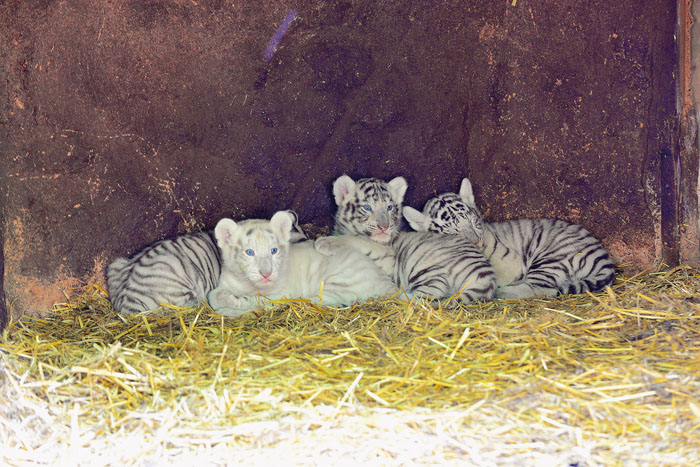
[315,235,395,275]
[333,175,356,206]
[387,176,408,203]
[402,206,429,232]
[459,178,475,205]
[208,211,396,317]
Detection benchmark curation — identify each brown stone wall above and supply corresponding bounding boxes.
[0,0,688,325]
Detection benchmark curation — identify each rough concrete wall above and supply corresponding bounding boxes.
[456,3,679,270]
[0,0,685,323]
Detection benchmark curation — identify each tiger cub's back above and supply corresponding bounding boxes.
[392,232,497,302]
[107,231,221,314]
[492,218,615,295]
[281,240,397,307]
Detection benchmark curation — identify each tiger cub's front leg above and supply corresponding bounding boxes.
[314,235,395,276]
[497,282,560,299]
[207,287,259,317]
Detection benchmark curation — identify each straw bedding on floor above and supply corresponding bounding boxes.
[1,267,699,465]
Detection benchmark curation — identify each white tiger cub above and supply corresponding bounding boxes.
[107,231,222,314]
[315,175,497,302]
[208,211,396,317]
[403,177,616,299]
[107,211,307,315]
[324,174,408,275]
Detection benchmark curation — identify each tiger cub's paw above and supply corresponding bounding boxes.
[208,288,257,316]
[314,236,345,256]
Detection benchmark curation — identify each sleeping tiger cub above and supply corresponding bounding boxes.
[402,177,616,299]
[208,211,396,317]
[106,211,306,314]
[316,175,497,302]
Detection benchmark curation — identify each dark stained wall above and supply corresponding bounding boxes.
[0,0,690,322]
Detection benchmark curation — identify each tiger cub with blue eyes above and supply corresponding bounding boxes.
[106,211,307,315]
[315,175,497,302]
[208,211,396,317]
[333,174,405,242]
[402,177,616,299]
[323,174,407,274]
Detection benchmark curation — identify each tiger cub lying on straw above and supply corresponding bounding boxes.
[106,211,306,314]
[315,175,497,302]
[208,210,396,317]
[403,177,616,299]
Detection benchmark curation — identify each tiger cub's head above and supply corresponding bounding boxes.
[403,178,485,246]
[214,211,295,290]
[332,175,408,243]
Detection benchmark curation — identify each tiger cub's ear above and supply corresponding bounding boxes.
[387,176,408,204]
[215,218,239,248]
[459,178,476,206]
[333,175,356,206]
[282,209,308,242]
[269,210,294,244]
[403,206,429,231]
